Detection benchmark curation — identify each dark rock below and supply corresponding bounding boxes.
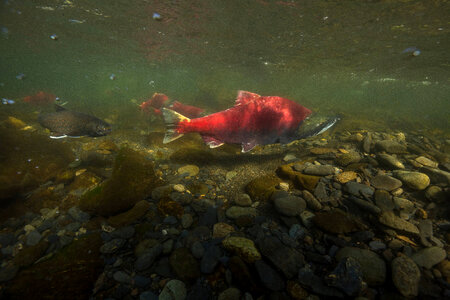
[186,281,214,300]
[107,200,151,227]
[348,196,381,215]
[377,153,405,169]
[13,240,49,268]
[257,236,304,278]
[289,224,306,241]
[336,152,361,166]
[111,226,135,239]
[371,174,402,191]
[113,271,132,284]
[225,206,257,220]
[326,257,365,296]
[0,232,15,247]
[411,247,447,269]
[302,190,322,211]
[255,260,285,291]
[344,182,374,197]
[135,244,163,271]
[198,206,217,227]
[298,265,344,297]
[336,247,386,286]
[169,247,201,282]
[392,255,420,297]
[375,140,407,154]
[134,275,151,288]
[200,245,222,274]
[163,216,178,225]
[245,174,282,202]
[303,164,335,176]
[159,279,186,300]
[191,241,205,259]
[218,287,241,300]
[273,196,306,217]
[67,206,90,222]
[378,211,419,235]
[100,238,126,254]
[374,190,395,212]
[362,133,372,153]
[228,256,259,293]
[26,230,42,246]
[5,233,103,299]
[140,291,158,300]
[79,148,159,217]
[0,263,19,282]
[314,181,330,202]
[369,241,386,251]
[351,231,375,243]
[313,210,360,234]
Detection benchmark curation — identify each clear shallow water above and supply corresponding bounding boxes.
[1,0,449,131]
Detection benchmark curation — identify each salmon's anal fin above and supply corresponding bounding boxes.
[201,135,224,148]
[162,108,190,143]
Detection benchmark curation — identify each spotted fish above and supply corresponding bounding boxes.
[38,105,111,139]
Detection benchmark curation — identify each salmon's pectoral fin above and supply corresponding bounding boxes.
[201,135,224,148]
[241,140,258,153]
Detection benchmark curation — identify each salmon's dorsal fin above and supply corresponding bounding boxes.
[54,104,67,112]
[235,91,260,106]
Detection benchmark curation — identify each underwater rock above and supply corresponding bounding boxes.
[213,222,235,238]
[13,240,49,268]
[336,151,361,166]
[336,247,386,286]
[255,260,285,291]
[273,195,306,217]
[393,170,430,190]
[411,247,447,269]
[218,287,241,300]
[326,257,366,296]
[371,174,402,191]
[0,128,74,203]
[222,236,261,263]
[313,210,361,234]
[303,164,336,176]
[392,255,420,297]
[335,171,358,184]
[79,148,159,217]
[379,211,419,235]
[375,140,407,154]
[177,164,199,177]
[159,279,187,300]
[376,153,405,169]
[169,247,200,282]
[5,233,103,299]
[245,174,282,202]
[225,206,258,219]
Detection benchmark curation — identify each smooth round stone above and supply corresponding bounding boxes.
[335,171,358,184]
[191,241,205,259]
[369,240,386,251]
[255,260,285,291]
[336,152,361,166]
[392,255,420,297]
[173,184,185,193]
[378,211,419,235]
[225,206,257,219]
[113,271,133,284]
[415,156,438,168]
[283,154,297,162]
[411,247,447,269]
[181,214,193,229]
[100,238,126,254]
[424,185,444,201]
[26,230,42,246]
[140,291,158,300]
[218,287,241,300]
[336,247,386,286]
[213,222,235,238]
[234,193,252,207]
[371,174,402,191]
[377,154,405,169]
[278,182,290,191]
[302,190,322,211]
[273,196,306,217]
[24,224,35,232]
[393,171,430,190]
[303,164,335,176]
[177,165,199,177]
[67,206,90,222]
[159,279,186,300]
[375,140,407,154]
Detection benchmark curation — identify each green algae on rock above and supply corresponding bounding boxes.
[79,147,159,217]
[222,236,261,263]
[245,174,282,202]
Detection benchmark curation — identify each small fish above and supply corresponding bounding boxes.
[38,104,111,138]
[168,101,204,118]
[162,91,337,152]
[2,98,15,105]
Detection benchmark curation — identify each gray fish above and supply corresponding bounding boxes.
[38,105,111,139]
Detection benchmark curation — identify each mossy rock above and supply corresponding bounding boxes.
[79,148,159,217]
[170,147,216,165]
[6,233,103,300]
[295,173,320,191]
[13,240,49,268]
[245,174,282,202]
[107,200,151,227]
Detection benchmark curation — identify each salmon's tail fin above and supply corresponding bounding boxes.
[162,108,190,143]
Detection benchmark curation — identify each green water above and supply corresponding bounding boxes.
[1,0,449,131]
